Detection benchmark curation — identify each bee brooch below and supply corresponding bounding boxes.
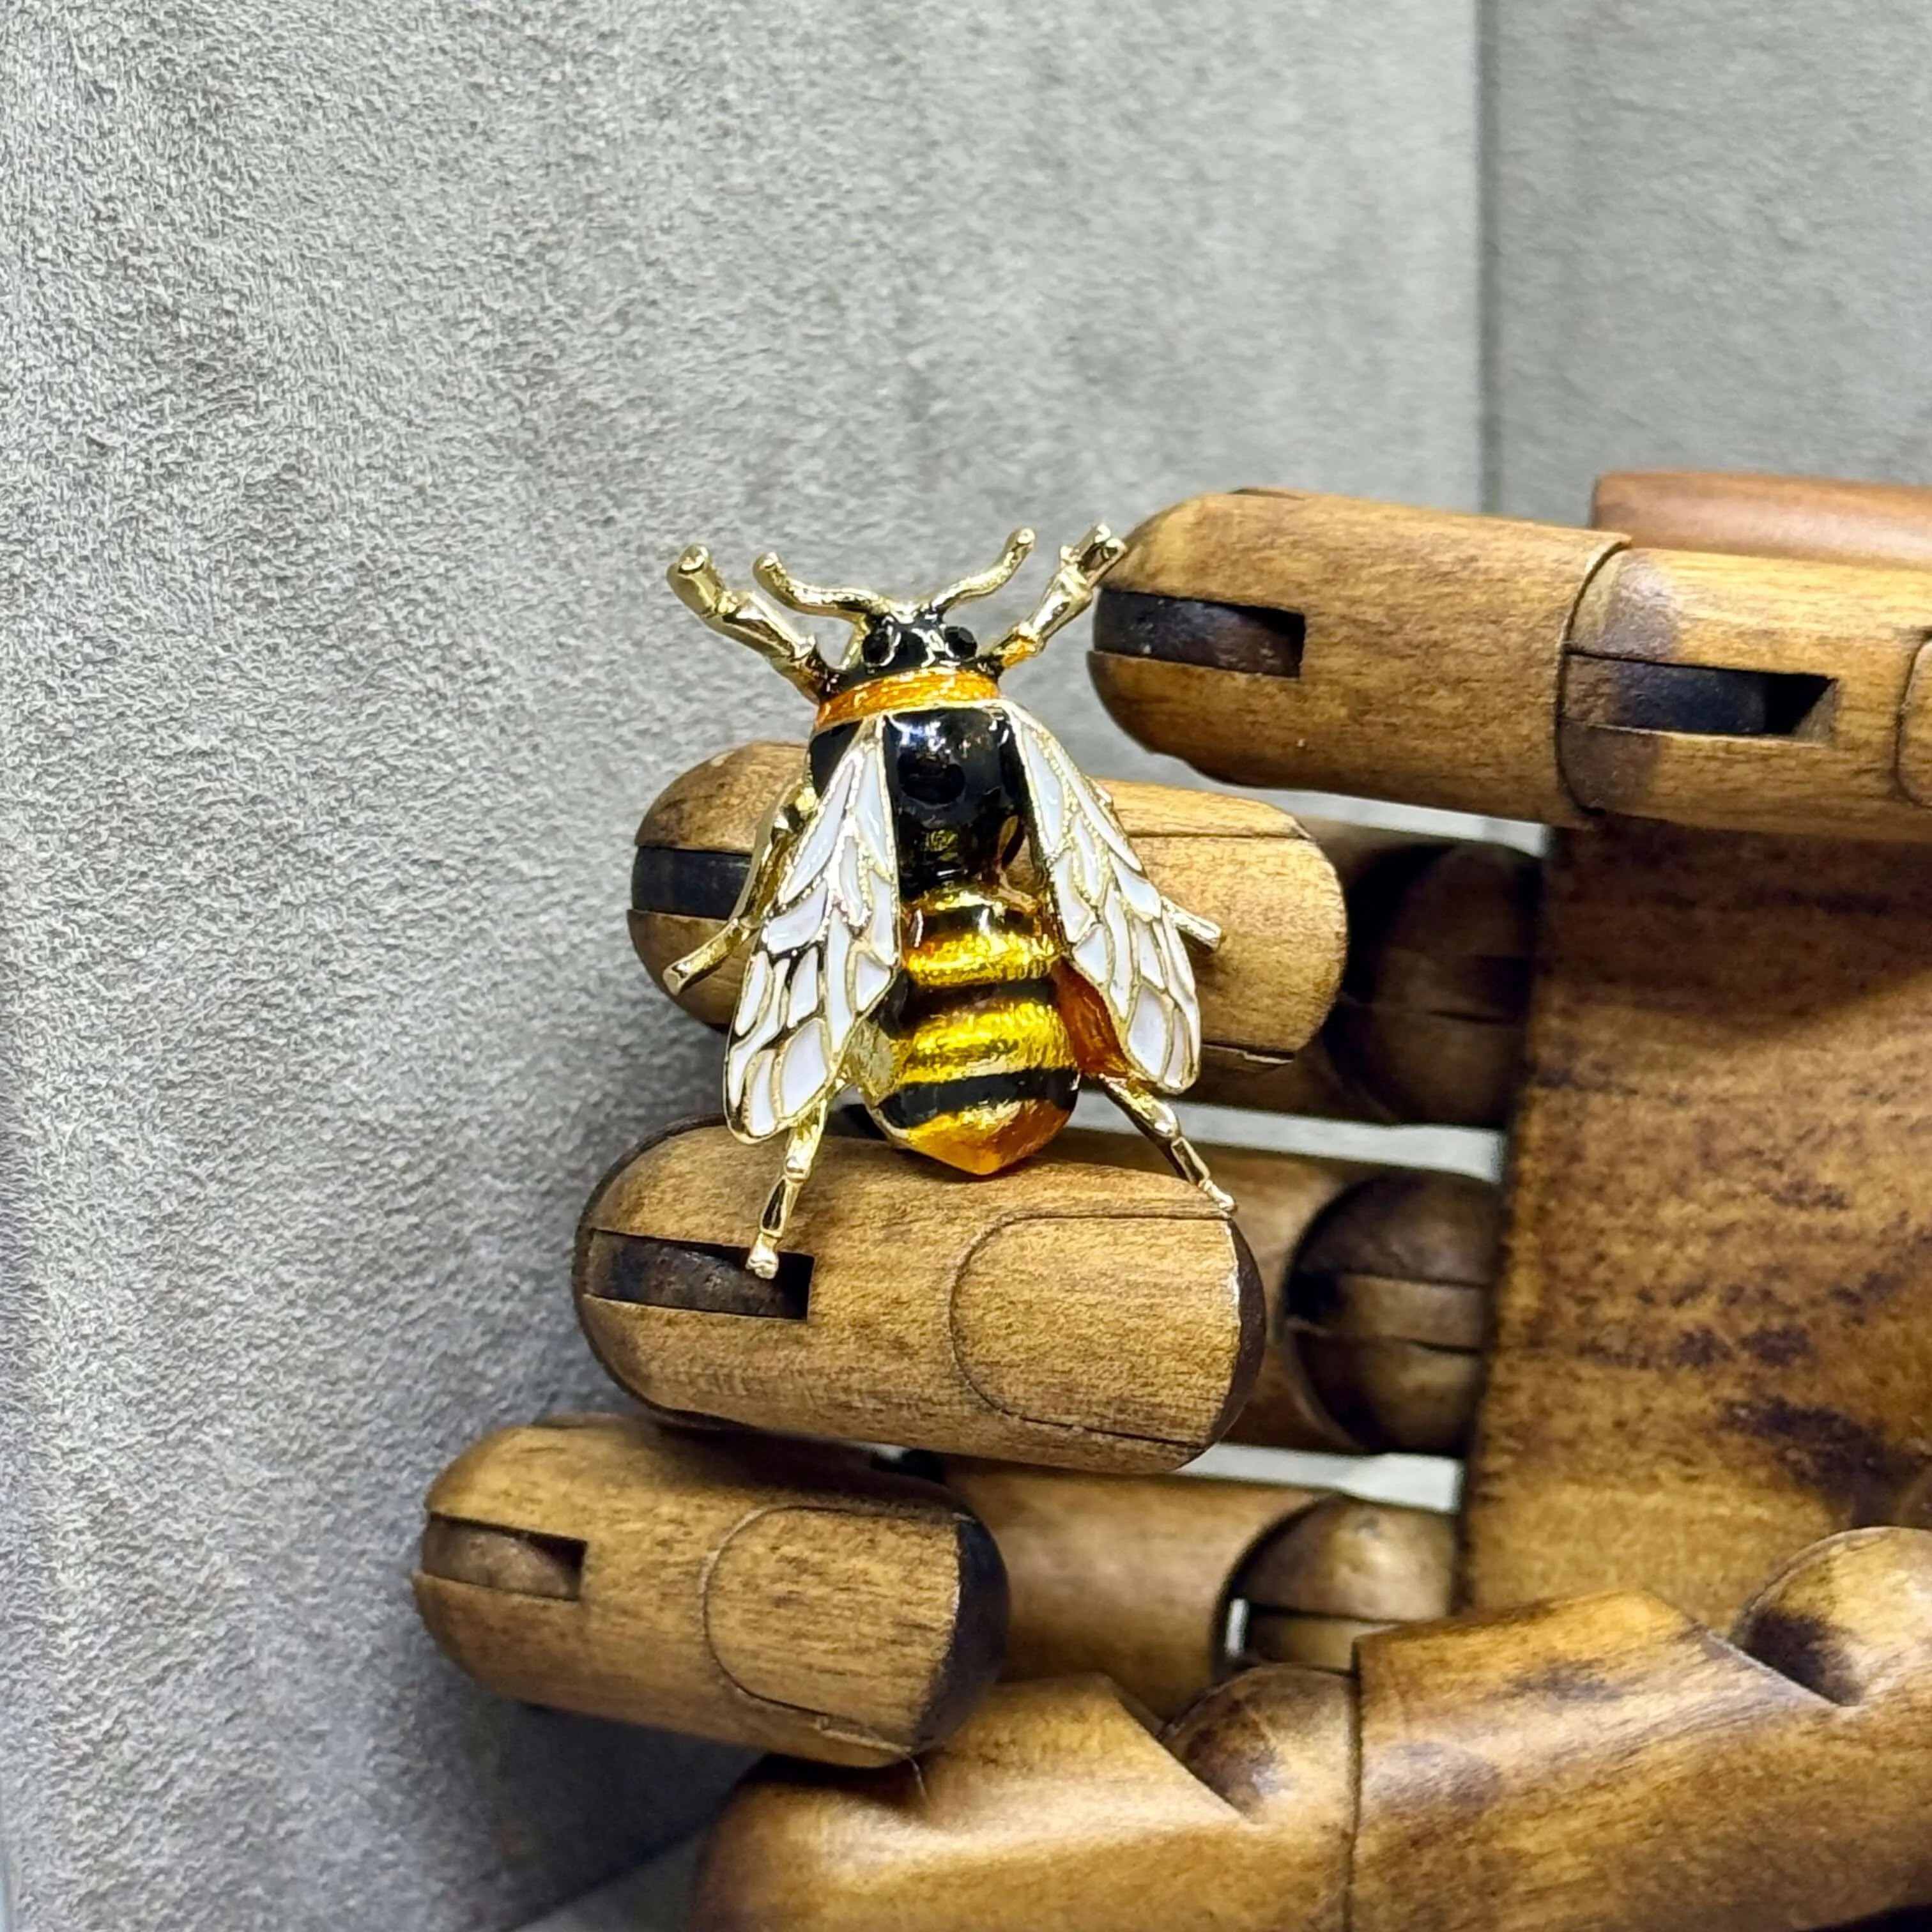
[664,525,1232,1276]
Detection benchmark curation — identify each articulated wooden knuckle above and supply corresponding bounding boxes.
[1235,1494,1456,1671]
[691,1529,1932,1932]
[1016,1130,1501,1457]
[1734,1526,1932,1705]
[690,1670,1357,1932]
[1202,818,1540,1126]
[1241,1163,1501,1455]
[1094,482,1932,842]
[412,1414,1005,1765]
[632,743,1538,1125]
[1587,470,1932,816]
[1351,1528,1932,1932]
[939,1462,1449,1719]
[574,1121,1264,1471]
[1311,824,1539,1128]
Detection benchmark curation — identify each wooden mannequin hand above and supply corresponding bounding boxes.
[694,1526,1932,1932]
[419,471,1932,1932]
[677,475,1932,1930]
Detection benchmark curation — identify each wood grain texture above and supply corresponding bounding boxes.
[1311,823,1541,1129]
[1560,544,1932,839]
[574,1121,1262,1472]
[1899,641,1932,808]
[413,1414,1005,1766]
[629,738,1345,1068]
[1278,1169,1500,1457]
[942,1462,1318,1718]
[1593,470,1932,573]
[633,746,1537,1128]
[1092,489,1620,822]
[691,1670,1357,1932]
[691,1528,1932,1932]
[1236,1496,1455,1671]
[1245,1611,1391,1672]
[1464,818,1932,1629]
[1053,1126,1365,1452]
[1092,484,1932,844]
[1353,1529,1932,1932]
[1050,1130,1501,1455]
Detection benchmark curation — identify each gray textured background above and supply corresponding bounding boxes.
[0,3,1478,1928]
[1488,0,1932,522]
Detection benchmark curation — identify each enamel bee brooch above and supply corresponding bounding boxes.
[663,525,1232,1276]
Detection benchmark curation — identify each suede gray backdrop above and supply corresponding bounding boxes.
[0,3,1479,1928]
[1488,0,1932,523]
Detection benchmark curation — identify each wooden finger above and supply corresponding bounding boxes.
[632,746,1538,1126]
[691,1671,1357,1932]
[631,740,1342,1064]
[1558,542,1932,838]
[1314,823,1540,1128]
[1353,1528,1932,1932]
[934,1464,1450,1721]
[574,1120,1262,1472]
[1091,489,1615,824]
[1570,473,1932,833]
[691,1528,1932,1932]
[1234,1496,1456,1675]
[413,1414,1005,1766]
[1592,470,1932,572]
[1052,1130,1501,1455]
[1273,1167,1499,1456]
[941,1461,1317,1719]
[1241,1489,1457,1673]
[1092,484,1932,843]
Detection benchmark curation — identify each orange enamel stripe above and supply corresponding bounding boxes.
[813,668,999,732]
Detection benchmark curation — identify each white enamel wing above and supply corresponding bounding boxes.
[725,716,901,1141]
[1005,702,1202,1093]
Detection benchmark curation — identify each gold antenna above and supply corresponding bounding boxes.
[666,546,828,698]
[752,552,896,627]
[924,528,1036,615]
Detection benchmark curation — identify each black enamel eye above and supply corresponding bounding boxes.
[942,624,978,661]
[861,624,895,668]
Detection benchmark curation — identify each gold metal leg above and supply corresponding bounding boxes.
[746,1099,830,1278]
[1164,900,1223,952]
[664,770,816,995]
[1094,1074,1235,1214]
[663,921,746,995]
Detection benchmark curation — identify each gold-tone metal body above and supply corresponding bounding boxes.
[659,526,1230,1273]
[868,885,1079,1174]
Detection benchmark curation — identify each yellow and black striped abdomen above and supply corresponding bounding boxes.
[864,885,1077,1175]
